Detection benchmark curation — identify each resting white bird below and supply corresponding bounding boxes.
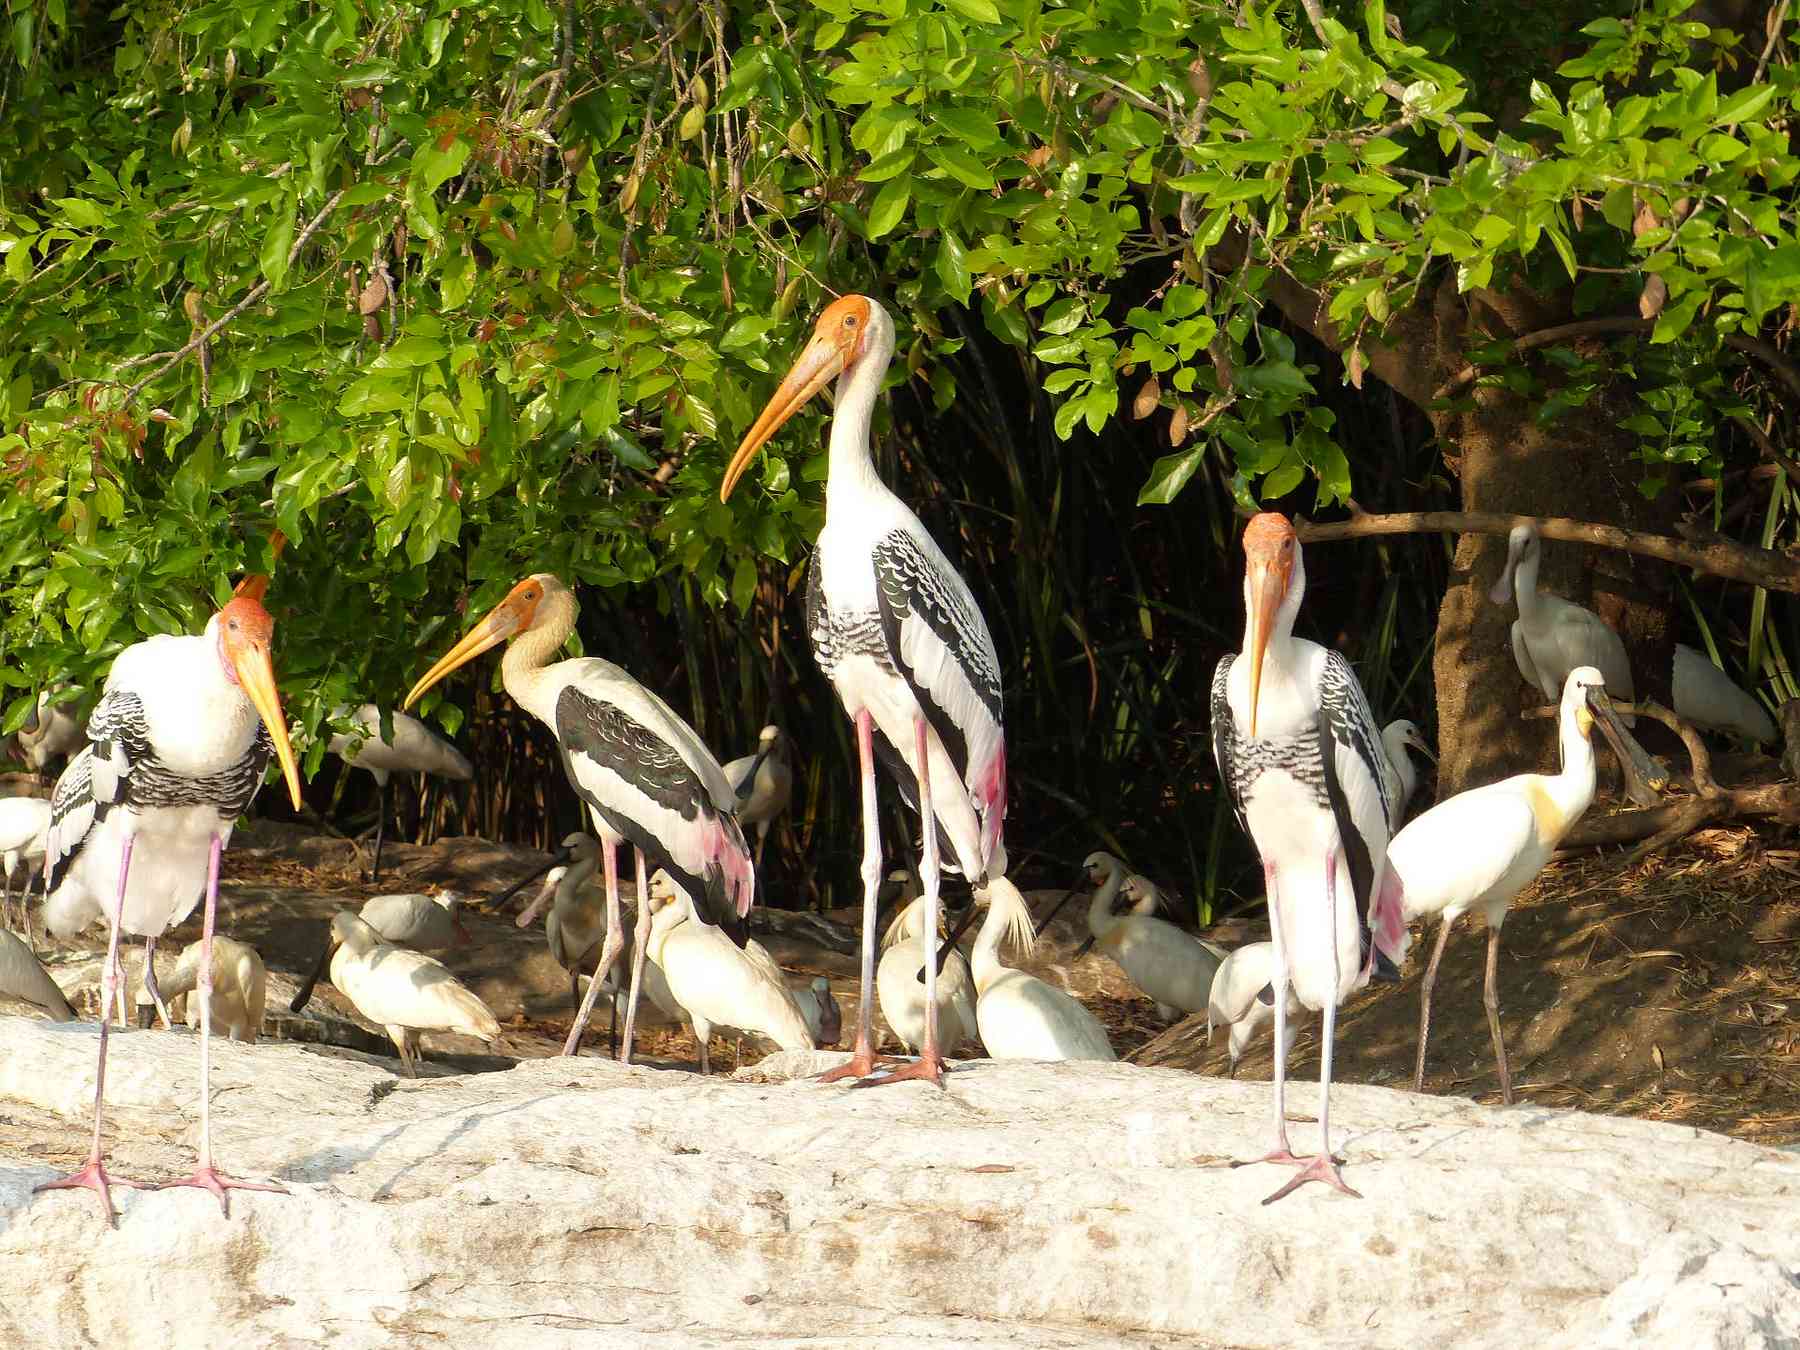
[314,911,500,1077]
[1382,720,1435,818]
[1205,941,1302,1075]
[0,796,50,937]
[328,703,476,881]
[644,872,813,1073]
[16,691,84,777]
[721,724,793,866]
[1387,666,1644,1104]
[1492,522,1774,742]
[877,895,978,1055]
[971,876,1114,1062]
[0,928,76,1020]
[162,936,266,1043]
[359,890,470,952]
[799,976,841,1048]
[1079,853,1226,1025]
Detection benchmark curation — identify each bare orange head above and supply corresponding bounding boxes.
[1241,512,1298,737]
[215,594,303,808]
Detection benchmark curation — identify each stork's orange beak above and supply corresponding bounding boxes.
[228,637,303,810]
[1244,554,1290,738]
[404,578,543,710]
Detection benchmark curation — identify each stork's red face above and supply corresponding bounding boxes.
[404,574,551,711]
[1241,512,1297,738]
[216,595,303,809]
[718,294,874,502]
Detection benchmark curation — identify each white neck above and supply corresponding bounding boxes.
[501,587,580,724]
[1512,541,1544,622]
[826,309,895,502]
[558,847,600,915]
[971,895,1010,994]
[1085,864,1125,940]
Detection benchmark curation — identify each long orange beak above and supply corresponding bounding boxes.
[404,602,522,711]
[231,641,303,809]
[719,333,849,502]
[1244,557,1291,738]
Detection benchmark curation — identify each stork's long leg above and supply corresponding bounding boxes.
[160,835,286,1214]
[1413,918,1456,1094]
[368,777,391,883]
[562,839,624,1056]
[1233,860,1303,1173]
[1484,924,1514,1105]
[34,834,154,1225]
[818,710,902,1084]
[617,847,653,1065]
[142,936,173,1031]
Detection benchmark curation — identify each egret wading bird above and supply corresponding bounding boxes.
[722,724,793,866]
[288,890,471,1014]
[0,795,50,937]
[1211,511,1409,1204]
[1492,522,1775,742]
[877,894,979,1056]
[721,295,1008,1089]
[1387,666,1646,1105]
[405,573,753,1064]
[162,936,267,1043]
[1077,853,1226,1024]
[1383,720,1434,819]
[37,582,303,1224]
[971,876,1114,1062]
[1206,941,1303,1076]
[0,928,76,1020]
[329,704,475,882]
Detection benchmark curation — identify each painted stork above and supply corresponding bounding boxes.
[404,572,753,1063]
[1211,511,1409,1204]
[1077,852,1226,1024]
[35,584,303,1224]
[1387,665,1645,1105]
[970,876,1114,1061]
[720,294,1007,1089]
[876,893,979,1056]
[1492,522,1775,742]
[328,703,474,882]
[1205,941,1303,1076]
[0,795,50,938]
[722,723,793,866]
[1382,720,1434,819]
[162,936,267,1043]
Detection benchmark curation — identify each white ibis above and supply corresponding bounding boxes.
[0,795,50,937]
[1205,941,1303,1076]
[970,876,1114,1061]
[36,583,303,1223]
[876,894,978,1055]
[1078,852,1226,1025]
[1387,666,1643,1105]
[328,703,475,881]
[405,573,754,1065]
[162,936,267,1043]
[721,294,1008,1088]
[644,871,815,1073]
[17,690,84,777]
[722,724,793,866]
[1382,720,1434,818]
[0,928,76,1020]
[314,911,500,1076]
[1211,511,1408,1203]
[1492,522,1775,742]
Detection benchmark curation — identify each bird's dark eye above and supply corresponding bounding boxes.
[843,315,857,328]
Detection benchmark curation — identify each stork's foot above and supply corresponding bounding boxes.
[1259,1151,1360,1205]
[34,1158,155,1227]
[159,1165,288,1218]
[814,1047,904,1084]
[849,1051,946,1090]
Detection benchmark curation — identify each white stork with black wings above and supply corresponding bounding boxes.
[720,294,1007,1089]
[1211,512,1408,1205]
[405,572,753,1062]
[36,584,303,1226]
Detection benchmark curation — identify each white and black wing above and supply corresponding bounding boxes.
[1315,650,1399,967]
[1209,655,1251,838]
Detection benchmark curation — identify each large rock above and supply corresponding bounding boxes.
[0,1016,1795,1346]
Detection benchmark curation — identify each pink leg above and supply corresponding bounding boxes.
[617,847,653,1065]
[563,838,624,1056]
[818,710,902,1084]
[34,834,155,1225]
[1233,859,1304,1171]
[159,835,287,1215]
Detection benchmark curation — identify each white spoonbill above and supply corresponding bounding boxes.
[1078,852,1226,1024]
[17,690,84,777]
[0,795,50,936]
[1211,511,1408,1203]
[1205,941,1302,1076]
[876,894,978,1055]
[0,928,76,1020]
[328,703,475,881]
[1382,720,1434,818]
[971,876,1114,1062]
[722,724,793,866]
[37,580,303,1223]
[405,572,753,1064]
[800,976,842,1048]
[1387,666,1643,1105]
[314,911,500,1076]
[288,889,472,1016]
[721,295,1009,1088]
[162,936,267,1043]
[1492,522,1774,742]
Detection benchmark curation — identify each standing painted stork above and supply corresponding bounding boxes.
[721,724,793,866]
[1492,522,1775,742]
[720,294,1006,1089]
[35,584,303,1224]
[328,703,475,882]
[1211,511,1409,1204]
[404,573,753,1063]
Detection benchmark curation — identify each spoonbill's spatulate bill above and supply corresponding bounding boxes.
[722,724,793,867]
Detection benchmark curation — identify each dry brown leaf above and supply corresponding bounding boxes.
[358,272,388,316]
[1168,402,1190,446]
[1347,345,1367,390]
[1132,376,1161,420]
[1639,273,1668,321]
[1633,200,1660,237]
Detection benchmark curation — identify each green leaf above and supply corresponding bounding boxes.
[935,230,972,305]
[1714,84,1774,127]
[925,143,996,189]
[1039,298,1086,335]
[865,177,910,239]
[260,205,296,291]
[1138,448,1207,505]
[55,198,107,229]
[942,0,1000,23]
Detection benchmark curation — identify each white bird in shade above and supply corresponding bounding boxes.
[721,724,793,866]
[1491,522,1775,742]
[0,928,76,1021]
[405,573,754,1066]
[644,872,815,1073]
[972,877,1114,1062]
[1382,720,1434,819]
[36,572,303,1224]
[328,704,475,882]
[1387,666,1648,1105]
[877,894,978,1056]
[721,295,1011,1089]
[1206,942,1302,1076]
[1077,853,1226,1025]
[0,795,50,938]
[1211,511,1409,1203]
[17,690,85,777]
[161,936,267,1043]
[313,911,500,1077]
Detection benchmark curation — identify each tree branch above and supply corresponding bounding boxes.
[1292,508,1800,592]
[1561,782,1800,851]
